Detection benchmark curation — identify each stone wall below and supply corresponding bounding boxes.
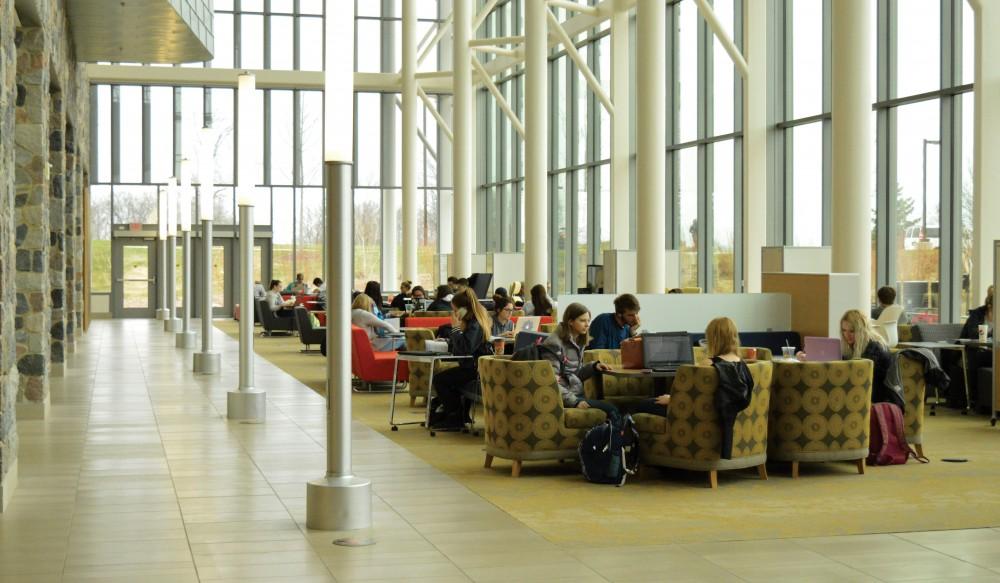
[49,90,65,369]
[1,0,22,510]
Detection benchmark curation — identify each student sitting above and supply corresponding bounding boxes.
[388,280,413,311]
[284,273,308,294]
[490,296,516,339]
[363,280,386,319]
[588,293,641,350]
[871,285,908,324]
[351,294,404,352]
[426,284,453,312]
[541,303,618,422]
[429,289,495,430]
[409,285,427,308]
[961,288,994,340]
[265,279,295,317]
[523,283,556,317]
[312,277,325,295]
[799,309,900,408]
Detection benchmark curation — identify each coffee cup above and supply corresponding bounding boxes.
[781,346,796,359]
[744,347,757,360]
[493,338,506,354]
[978,324,989,343]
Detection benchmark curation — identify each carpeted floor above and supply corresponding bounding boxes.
[218,319,1000,545]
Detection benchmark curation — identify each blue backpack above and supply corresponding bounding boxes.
[579,415,639,486]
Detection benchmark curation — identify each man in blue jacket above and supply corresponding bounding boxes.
[588,294,641,350]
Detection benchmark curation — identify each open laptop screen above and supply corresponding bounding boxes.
[642,332,693,369]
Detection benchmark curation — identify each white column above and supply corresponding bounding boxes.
[972,1,1000,305]
[452,0,473,276]
[831,0,873,312]
[742,0,767,293]
[636,0,665,294]
[401,0,419,282]
[610,0,630,251]
[524,0,548,290]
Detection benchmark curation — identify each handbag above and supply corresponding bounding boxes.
[620,337,644,369]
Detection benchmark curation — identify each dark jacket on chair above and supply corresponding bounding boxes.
[711,357,754,460]
[960,305,992,340]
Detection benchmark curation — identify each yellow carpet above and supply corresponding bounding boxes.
[218,320,1000,544]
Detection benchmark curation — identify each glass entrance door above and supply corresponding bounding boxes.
[111,239,157,318]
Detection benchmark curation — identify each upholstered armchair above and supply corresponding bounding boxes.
[633,361,773,488]
[403,328,457,407]
[541,323,558,334]
[692,346,773,363]
[898,354,926,457]
[768,360,873,478]
[582,349,656,412]
[411,311,452,318]
[479,356,607,477]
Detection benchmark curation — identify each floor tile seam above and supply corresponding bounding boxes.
[886,529,1000,570]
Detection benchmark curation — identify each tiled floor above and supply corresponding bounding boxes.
[2,319,1000,582]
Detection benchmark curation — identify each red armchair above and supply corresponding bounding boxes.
[351,325,407,391]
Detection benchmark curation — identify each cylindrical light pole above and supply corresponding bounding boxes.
[164,177,181,332]
[156,187,169,320]
[194,127,221,373]
[227,73,266,421]
[306,0,372,540]
[176,159,197,348]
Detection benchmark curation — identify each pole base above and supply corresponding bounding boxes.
[306,474,373,532]
[155,309,169,320]
[227,389,266,421]
[193,351,221,374]
[164,318,181,332]
[175,331,197,348]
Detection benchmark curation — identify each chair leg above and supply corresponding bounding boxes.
[791,461,800,480]
[484,454,494,469]
[856,458,865,475]
[915,443,924,458]
[511,460,522,478]
[757,464,768,481]
[409,395,416,407]
[708,470,718,489]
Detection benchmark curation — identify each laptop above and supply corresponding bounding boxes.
[641,332,693,372]
[803,336,842,361]
[514,316,542,333]
[514,330,549,352]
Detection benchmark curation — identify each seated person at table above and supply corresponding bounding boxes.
[588,293,641,350]
[541,303,618,422]
[523,284,556,317]
[429,289,495,430]
[799,309,901,408]
[490,296,516,339]
[871,285,908,324]
[388,280,413,311]
[634,316,748,417]
[426,284,453,312]
[253,280,267,300]
[363,280,386,319]
[508,281,524,304]
[266,280,295,317]
[447,276,459,294]
[351,294,404,352]
[961,288,994,340]
[409,285,426,307]
[284,273,308,294]
[312,277,325,294]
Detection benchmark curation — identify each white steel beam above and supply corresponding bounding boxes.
[524,0,548,291]
[636,0,665,293]
[693,0,749,79]
[471,55,525,140]
[610,0,630,251]
[546,8,614,115]
[402,0,419,282]
[417,13,453,68]
[472,0,499,32]
[416,86,454,142]
[547,0,600,17]
[453,0,473,276]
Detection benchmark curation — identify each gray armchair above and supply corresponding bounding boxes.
[294,306,325,352]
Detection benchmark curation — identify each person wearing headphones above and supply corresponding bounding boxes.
[587,293,642,350]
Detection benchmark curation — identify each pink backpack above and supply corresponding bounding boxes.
[867,403,928,465]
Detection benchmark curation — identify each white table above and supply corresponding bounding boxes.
[389,352,471,434]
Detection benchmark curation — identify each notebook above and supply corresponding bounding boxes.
[641,332,693,372]
[803,336,842,361]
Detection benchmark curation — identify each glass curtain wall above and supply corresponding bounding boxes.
[776,0,974,324]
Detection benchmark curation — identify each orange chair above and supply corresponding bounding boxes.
[350,325,408,391]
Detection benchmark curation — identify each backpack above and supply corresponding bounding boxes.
[511,338,558,362]
[579,415,640,485]
[867,402,929,466]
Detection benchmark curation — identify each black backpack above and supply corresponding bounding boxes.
[511,338,559,362]
[579,415,639,486]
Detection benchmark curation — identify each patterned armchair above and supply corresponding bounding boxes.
[692,346,773,363]
[479,356,607,477]
[412,311,452,318]
[633,361,773,488]
[541,323,558,334]
[898,354,926,457]
[769,360,873,478]
[582,349,656,412]
[403,328,457,407]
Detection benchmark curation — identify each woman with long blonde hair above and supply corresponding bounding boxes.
[838,309,897,406]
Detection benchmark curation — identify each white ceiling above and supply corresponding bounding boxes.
[65,0,212,64]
